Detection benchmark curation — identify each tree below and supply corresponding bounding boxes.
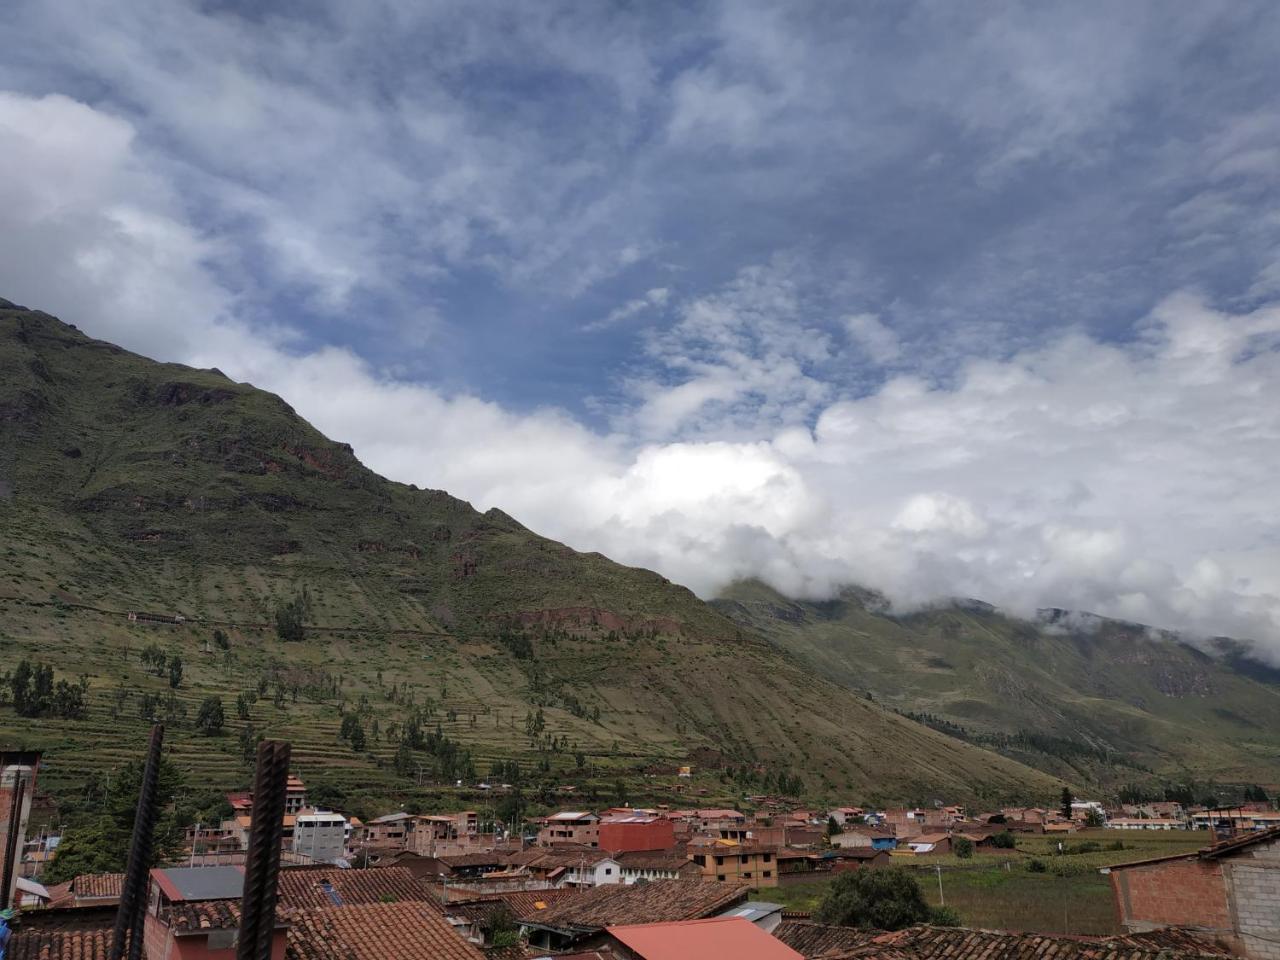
[1084,807,1106,828]
[1059,786,1075,820]
[236,692,252,720]
[44,756,186,884]
[168,655,183,689]
[814,867,933,930]
[953,836,974,859]
[195,697,225,736]
[274,590,310,642]
[213,629,230,650]
[240,723,260,763]
[349,721,366,753]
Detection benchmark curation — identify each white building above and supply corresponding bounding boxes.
[293,811,348,863]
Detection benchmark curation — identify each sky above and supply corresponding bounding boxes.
[2,1,1279,657]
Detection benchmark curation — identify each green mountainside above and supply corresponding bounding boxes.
[0,300,1062,813]
[713,579,1280,792]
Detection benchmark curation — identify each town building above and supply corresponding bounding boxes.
[599,814,675,853]
[688,842,778,886]
[291,811,348,863]
[537,811,600,847]
[1103,825,1280,959]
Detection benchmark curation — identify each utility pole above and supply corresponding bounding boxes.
[935,865,945,907]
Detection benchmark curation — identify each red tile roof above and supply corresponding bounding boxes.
[6,926,118,959]
[517,879,748,934]
[164,898,245,932]
[277,866,438,909]
[774,923,1237,960]
[608,916,803,959]
[285,902,485,960]
[70,873,125,900]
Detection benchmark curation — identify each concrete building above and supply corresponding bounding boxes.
[1103,826,1280,959]
[688,843,778,887]
[537,811,600,847]
[292,811,347,863]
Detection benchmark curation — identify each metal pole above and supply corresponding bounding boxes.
[0,770,27,911]
[237,740,290,960]
[936,865,945,907]
[110,723,165,960]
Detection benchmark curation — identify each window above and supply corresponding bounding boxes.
[605,868,612,875]
[740,855,749,863]
[743,872,752,879]
[762,853,772,862]
[763,870,772,878]
[717,874,726,881]
[693,855,706,866]
[715,856,724,866]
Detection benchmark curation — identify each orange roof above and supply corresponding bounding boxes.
[607,917,803,960]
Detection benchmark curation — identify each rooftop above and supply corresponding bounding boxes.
[607,916,803,960]
[517,879,748,934]
[71,872,125,900]
[276,866,436,909]
[152,865,243,902]
[286,901,485,960]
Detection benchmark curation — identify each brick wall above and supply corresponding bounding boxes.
[1110,856,1233,933]
[1224,838,1280,960]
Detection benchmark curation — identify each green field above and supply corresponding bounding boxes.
[762,830,1206,935]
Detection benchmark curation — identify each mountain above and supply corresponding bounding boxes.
[0,300,1061,811]
[713,579,1280,791]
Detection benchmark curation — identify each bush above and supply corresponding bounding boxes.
[195,696,224,736]
[1026,858,1047,873]
[929,905,962,927]
[952,836,974,859]
[990,830,1016,849]
[814,867,933,930]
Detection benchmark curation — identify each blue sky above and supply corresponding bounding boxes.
[2,0,1280,653]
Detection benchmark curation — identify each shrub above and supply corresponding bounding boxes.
[815,867,933,930]
[990,830,1016,849]
[1027,858,1047,873]
[953,836,974,859]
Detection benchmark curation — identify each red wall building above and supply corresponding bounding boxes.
[599,816,675,853]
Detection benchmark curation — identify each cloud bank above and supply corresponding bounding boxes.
[2,2,1280,660]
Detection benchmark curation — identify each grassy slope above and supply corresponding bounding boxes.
[0,303,1061,810]
[713,580,1280,789]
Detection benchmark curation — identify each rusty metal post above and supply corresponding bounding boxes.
[236,740,291,960]
[0,769,27,911]
[109,724,165,960]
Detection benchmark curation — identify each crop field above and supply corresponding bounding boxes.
[763,829,1208,935]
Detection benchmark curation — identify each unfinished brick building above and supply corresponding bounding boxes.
[1104,827,1280,960]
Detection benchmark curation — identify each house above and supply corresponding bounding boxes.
[517,878,749,952]
[284,775,307,814]
[70,872,125,907]
[826,807,864,827]
[1103,826,1280,960]
[507,848,622,887]
[599,815,675,853]
[615,851,702,884]
[688,843,778,886]
[443,888,580,944]
[291,811,348,862]
[907,834,952,855]
[1106,818,1186,831]
[830,828,896,851]
[604,916,802,959]
[362,811,416,847]
[830,848,892,871]
[143,865,288,959]
[718,900,786,933]
[538,811,601,847]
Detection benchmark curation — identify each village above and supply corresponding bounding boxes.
[3,746,1278,960]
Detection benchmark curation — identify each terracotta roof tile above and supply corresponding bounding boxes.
[70,873,125,899]
[277,867,438,909]
[286,901,485,960]
[164,898,244,932]
[517,879,748,933]
[775,924,1238,960]
[7,926,118,959]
